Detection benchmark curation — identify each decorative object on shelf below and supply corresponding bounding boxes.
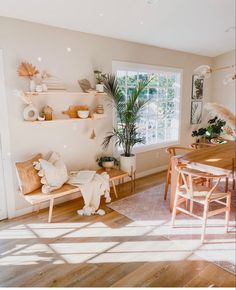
[191,101,202,124]
[41,70,67,90]
[29,79,36,92]
[14,90,39,121]
[37,113,45,121]
[96,156,119,171]
[102,74,153,174]
[17,62,39,79]
[192,116,226,142]
[90,113,96,139]
[192,75,203,99]
[35,85,43,93]
[194,64,236,85]
[90,129,96,140]
[41,83,48,92]
[96,104,104,114]
[77,110,89,119]
[78,79,94,92]
[94,70,107,92]
[62,105,89,118]
[23,104,39,121]
[17,61,39,92]
[43,105,53,121]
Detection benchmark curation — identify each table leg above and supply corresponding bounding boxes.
[170,156,179,212]
[111,180,118,198]
[134,171,136,191]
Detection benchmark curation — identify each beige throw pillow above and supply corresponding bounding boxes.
[15,154,42,195]
[34,152,68,194]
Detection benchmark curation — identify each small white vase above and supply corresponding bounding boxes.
[42,83,48,92]
[96,84,104,93]
[120,154,136,175]
[29,79,36,92]
[36,85,43,92]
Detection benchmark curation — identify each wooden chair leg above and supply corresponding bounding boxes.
[225,177,229,192]
[201,202,209,244]
[171,193,179,227]
[133,171,136,191]
[225,193,231,233]
[232,178,235,190]
[111,180,118,198]
[190,200,194,213]
[48,198,54,223]
[164,167,171,200]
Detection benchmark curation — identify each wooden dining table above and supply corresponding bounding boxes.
[170,141,236,210]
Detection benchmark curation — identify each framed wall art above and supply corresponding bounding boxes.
[191,101,202,124]
[192,74,204,99]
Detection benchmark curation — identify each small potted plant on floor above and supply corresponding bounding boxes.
[102,74,152,174]
[96,156,119,171]
[94,70,106,92]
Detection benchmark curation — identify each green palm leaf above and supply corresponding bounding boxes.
[102,74,153,156]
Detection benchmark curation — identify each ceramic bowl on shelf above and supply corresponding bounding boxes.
[77,110,89,119]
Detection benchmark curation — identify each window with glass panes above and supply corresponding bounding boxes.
[115,64,181,149]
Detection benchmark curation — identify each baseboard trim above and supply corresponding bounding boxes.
[14,165,167,218]
[136,165,167,179]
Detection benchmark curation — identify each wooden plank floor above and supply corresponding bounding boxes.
[0,171,235,287]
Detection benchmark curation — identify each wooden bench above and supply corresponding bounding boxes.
[20,183,80,223]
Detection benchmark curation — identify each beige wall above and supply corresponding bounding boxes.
[211,50,235,114]
[0,16,212,213]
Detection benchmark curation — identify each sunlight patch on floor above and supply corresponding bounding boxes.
[49,242,118,254]
[0,254,54,265]
[0,229,37,239]
[87,250,192,263]
[65,226,152,238]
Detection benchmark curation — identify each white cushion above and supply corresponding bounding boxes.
[34,152,68,194]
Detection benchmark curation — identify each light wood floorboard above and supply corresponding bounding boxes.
[0,171,235,287]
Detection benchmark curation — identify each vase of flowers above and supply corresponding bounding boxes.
[17,62,39,92]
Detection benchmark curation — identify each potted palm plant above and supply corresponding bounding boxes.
[102,74,152,174]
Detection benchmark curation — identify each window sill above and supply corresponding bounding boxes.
[117,140,180,155]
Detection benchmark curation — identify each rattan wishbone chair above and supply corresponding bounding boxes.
[164,146,193,200]
[171,166,231,244]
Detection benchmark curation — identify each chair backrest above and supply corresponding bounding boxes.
[166,146,193,157]
[176,166,228,199]
[190,143,215,149]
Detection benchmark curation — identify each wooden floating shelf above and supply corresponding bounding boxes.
[24,114,107,124]
[25,91,107,96]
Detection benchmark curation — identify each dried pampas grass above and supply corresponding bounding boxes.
[17,62,39,79]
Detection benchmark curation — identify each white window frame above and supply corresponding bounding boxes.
[112,61,183,154]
